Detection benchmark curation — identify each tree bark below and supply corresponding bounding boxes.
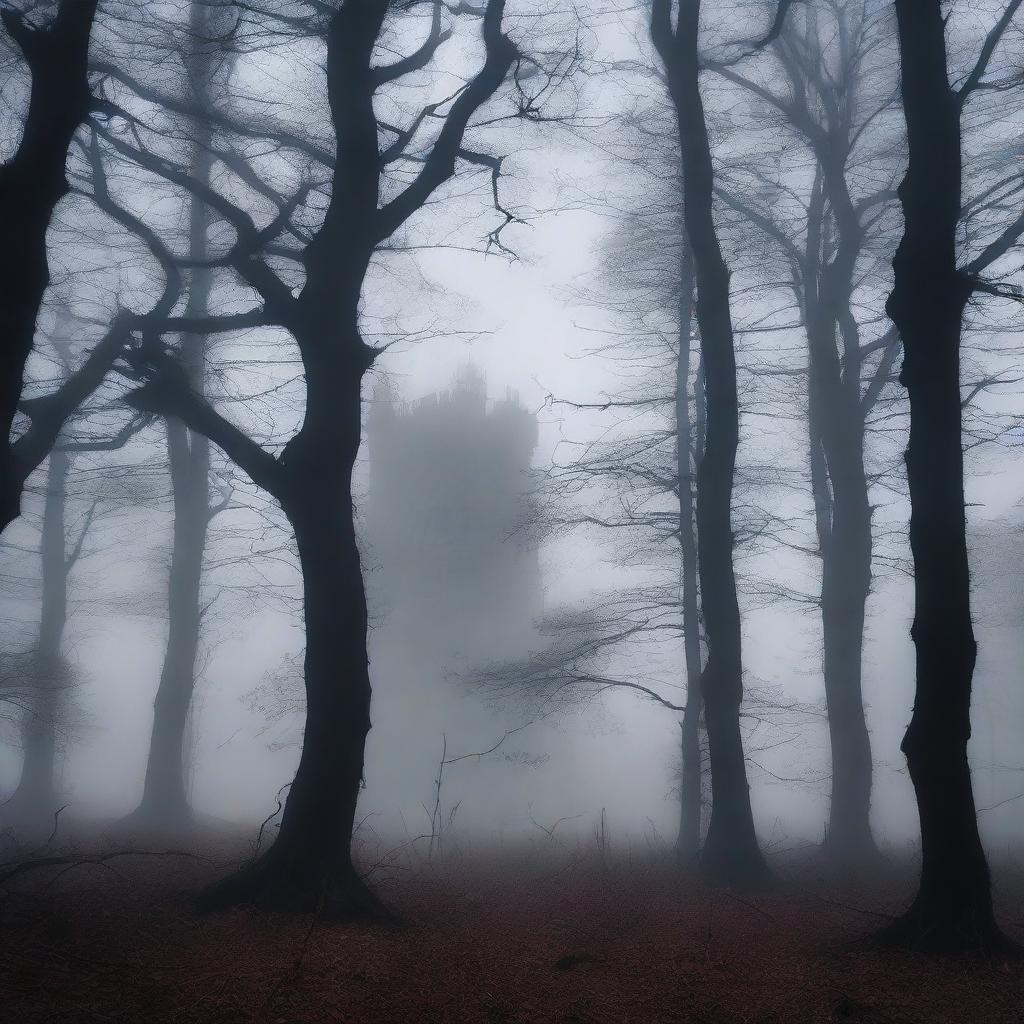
[198,5,386,917]
[134,420,209,823]
[882,0,1008,953]
[675,242,703,864]
[819,527,874,857]
[0,0,99,532]
[802,167,879,863]
[652,0,770,887]
[201,350,382,917]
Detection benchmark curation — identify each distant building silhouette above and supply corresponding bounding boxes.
[366,365,541,665]
[362,366,545,831]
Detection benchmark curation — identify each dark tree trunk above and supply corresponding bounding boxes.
[205,2,391,915]
[11,446,69,820]
[0,0,99,532]
[802,170,879,863]
[206,1,392,913]
[819,520,874,858]
[653,0,770,887]
[134,420,209,823]
[201,7,382,908]
[675,242,703,865]
[202,350,381,917]
[882,0,1008,953]
[161,0,515,917]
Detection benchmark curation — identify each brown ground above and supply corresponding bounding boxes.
[1,836,1022,1024]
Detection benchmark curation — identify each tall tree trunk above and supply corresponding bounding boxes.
[807,415,877,860]
[676,242,703,864]
[819,504,874,858]
[133,227,212,825]
[11,446,69,820]
[132,0,216,825]
[653,0,770,887]
[806,277,877,863]
[135,420,209,822]
[202,353,380,916]
[171,0,514,917]
[800,135,880,863]
[0,0,99,531]
[882,0,1007,952]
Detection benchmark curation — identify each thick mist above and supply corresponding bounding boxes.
[2,1,1024,1021]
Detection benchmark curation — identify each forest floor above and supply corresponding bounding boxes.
[1,828,1022,1024]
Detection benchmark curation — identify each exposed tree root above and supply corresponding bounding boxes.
[197,845,397,924]
[699,838,775,893]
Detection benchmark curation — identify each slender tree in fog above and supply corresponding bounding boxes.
[128,0,225,829]
[551,228,706,862]
[649,0,779,886]
[89,0,523,914]
[883,0,1022,951]
[2,324,133,826]
[595,172,705,863]
[524,149,707,860]
[495,2,807,876]
[674,242,703,861]
[711,1,902,864]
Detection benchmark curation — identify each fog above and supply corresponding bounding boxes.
[4,184,1023,853]
[2,0,1024,1017]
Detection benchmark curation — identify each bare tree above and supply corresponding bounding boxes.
[709,0,902,863]
[127,0,231,829]
[87,0,531,915]
[649,0,787,887]
[0,0,111,530]
[882,0,1023,952]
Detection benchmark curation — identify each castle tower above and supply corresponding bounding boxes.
[365,367,542,662]
[361,367,544,832]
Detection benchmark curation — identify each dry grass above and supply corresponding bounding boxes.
[1,834,1022,1023]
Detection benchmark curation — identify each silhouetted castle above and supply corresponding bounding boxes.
[366,365,542,665]
[361,370,565,835]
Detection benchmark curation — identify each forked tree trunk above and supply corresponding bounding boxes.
[882,0,1008,952]
[0,0,99,531]
[724,4,881,865]
[186,0,514,917]
[654,0,770,887]
[676,243,703,864]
